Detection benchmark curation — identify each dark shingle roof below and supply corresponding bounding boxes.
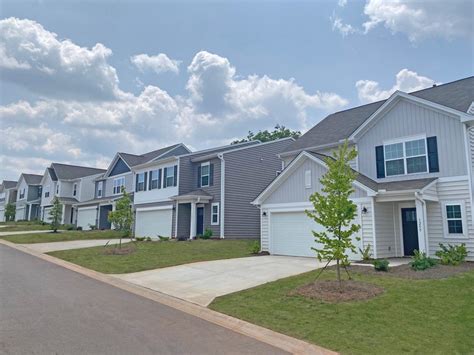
[118,144,186,167]
[283,76,474,154]
[47,167,58,181]
[2,180,17,189]
[187,141,259,161]
[22,174,43,185]
[51,163,106,180]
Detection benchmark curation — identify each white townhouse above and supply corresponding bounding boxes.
[15,173,43,221]
[0,180,17,222]
[253,77,474,260]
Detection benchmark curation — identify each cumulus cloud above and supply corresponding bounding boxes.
[0,17,124,100]
[0,18,349,180]
[331,0,472,42]
[131,53,181,75]
[356,69,436,103]
[338,0,347,7]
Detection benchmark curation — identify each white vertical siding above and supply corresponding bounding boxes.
[261,211,269,252]
[319,145,358,171]
[374,202,398,258]
[426,178,474,260]
[359,202,374,254]
[469,126,474,209]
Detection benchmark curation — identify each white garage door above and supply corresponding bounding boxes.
[270,211,360,260]
[77,207,97,230]
[0,208,5,222]
[135,208,172,238]
[15,206,26,221]
[42,207,52,223]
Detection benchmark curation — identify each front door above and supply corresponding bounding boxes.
[196,207,204,236]
[401,208,419,256]
[99,205,113,229]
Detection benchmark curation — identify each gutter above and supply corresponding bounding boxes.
[415,191,429,254]
[218,153,225,239]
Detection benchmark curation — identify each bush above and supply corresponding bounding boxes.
[373,259,389,272]
[63,224,76,231]
[88,224,98,230]
[76,226,83,231]
[411,250,437,271]
[145,237,152,242]
[158,235,170,241]
[200,228,213,239]
[435,243,468,266]
[135,236,145,241]
[359,245,372,261]
[250,240,260,254]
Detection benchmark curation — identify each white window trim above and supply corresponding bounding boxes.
[441,200,468,238]
[97,181,103,198]
[383,135,429,177]
[150,169,159,190]
[44,185,50,198]
[201,162,210,187]
[137,173,145,192]
[56,183,60,195]
[304,169,312,189]
[113,177,125,195]
[211,202,220,225]
[73,183,77,196]
[164,166,175,188]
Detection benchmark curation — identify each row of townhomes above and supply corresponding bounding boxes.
[2,77,473,260]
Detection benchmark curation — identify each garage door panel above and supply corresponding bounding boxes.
[271,211,360,260]
[77,208,97,230]
[135,208,172,238]
[0,208,5,222]
[42,207,52,223]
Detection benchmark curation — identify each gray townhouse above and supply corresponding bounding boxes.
[0,180,18,222]
[15,173,43,221]
[132,138,294,239]
[40,163,107,225]
[253,77,474,260]
[73,144,190,230]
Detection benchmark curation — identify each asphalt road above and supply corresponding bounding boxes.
[0,244,287,355]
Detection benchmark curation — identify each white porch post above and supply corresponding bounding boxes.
[415,199,428,253]
[27,204,32,221]
[190,202,197,239]
[61,204,66,225]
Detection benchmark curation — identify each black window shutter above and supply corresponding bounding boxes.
[144,172,148,190]
[209,163,214,186]
[197,166,201,188]
[163,167,168,188]
[158,169,162,189]
[375,145,385,178]
[135,174,139,192]
[149,171,153,190]
[173,165,178,186]
[427,136,439,173]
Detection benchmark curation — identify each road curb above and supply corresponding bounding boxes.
[0,239,337,355]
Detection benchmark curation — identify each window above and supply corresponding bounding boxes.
[445,204,463,234]
[97,181,103,197]
[164,166,176,188]
[44,186,50,198]
[384,137,428,177]
[56,183,60,195]
[304,169,312,188]
[136,173,145,192]
[211,203,219,225]
[113,177,125,194]
[19,189,25,199]
[150,170,160,190]
[201,162,210,187]
[73,183,77,196]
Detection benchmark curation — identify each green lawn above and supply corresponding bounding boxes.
[0,221,52,232]
[210,267,474,355]
[2,230,124,244]
[48,239,257,274]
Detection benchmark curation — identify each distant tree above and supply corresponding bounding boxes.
[232,124,301,144]
[5,203,15,222]
[107,187,133,248]
[49,197,63,233]
[305,141,361,287]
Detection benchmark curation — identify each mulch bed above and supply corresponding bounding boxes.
[346,262,474,280]
[293,280,385,303]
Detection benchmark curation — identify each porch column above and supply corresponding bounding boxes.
[27,204,32,221]
[61,204,66,225]
[190,202,197,239]
[415,199,428,253]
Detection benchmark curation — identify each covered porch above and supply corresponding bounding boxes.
[172,190,213,239]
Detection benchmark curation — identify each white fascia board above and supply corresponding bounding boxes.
[136,205,173,212]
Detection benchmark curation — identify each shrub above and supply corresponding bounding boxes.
[145,237,152,242]
[411,250,437,271]
[76,226,83,231]
[135,237,145,241]
[200,228,213,239]
[88,224,98,230]
[158,235,170,241]
[435,243,468,266]
[64,224,75,231]
[250,240,260,254]
[359,244,372,261]
[373,259,389,272]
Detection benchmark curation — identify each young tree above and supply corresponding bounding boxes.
[107,187,133,248]
[305,141,361,287]
[5,203,16,222]
[49,197,63,232]
[232,124,301,144]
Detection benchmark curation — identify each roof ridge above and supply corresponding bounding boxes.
[408,76,474,95]
[52,162,105,170]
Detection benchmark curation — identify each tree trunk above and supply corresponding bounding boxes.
[336,259,342,290]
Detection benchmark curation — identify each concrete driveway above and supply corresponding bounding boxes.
[114,255,323,306]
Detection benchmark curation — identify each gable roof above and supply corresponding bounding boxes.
[282,76,474,155]
[184,141,259,161]
[119,144,189,168]
[50,163,106,180]
[22,173,43,185]
[1,180,18,189]
[47,167,58,181]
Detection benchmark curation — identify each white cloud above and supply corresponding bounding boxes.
[356,69,436,103]
[0,17,124,100]
[131,53,181,75]
[0,18,349,180]
[331,0,472,42]
[338,0,347,7]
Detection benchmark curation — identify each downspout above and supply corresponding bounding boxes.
[218,153,225,239]
[415,192,428,254]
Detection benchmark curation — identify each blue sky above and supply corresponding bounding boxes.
[1,0,473,180]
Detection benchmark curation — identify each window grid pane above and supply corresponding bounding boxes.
[446,205,462,219]
[448,220,463,234]
[405,139,426,157]
[385,143,404,160]
[386,159,405,176]
[406,156,427,174]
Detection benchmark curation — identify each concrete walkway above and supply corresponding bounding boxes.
[20,239,121,253]
[114,255,323,306]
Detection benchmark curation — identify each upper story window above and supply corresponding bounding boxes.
[56,183,60,195]
[19,188,25,199]
[113,177,125,195]
[384,137,428,177]
[97,181,103,198]
[73,183,77,197]
[150,169,160,190]
[163,166,177,188]
[304,169,312,188]
[44,186,50,198]
[136,173,145,192]
[200,162,210,187]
